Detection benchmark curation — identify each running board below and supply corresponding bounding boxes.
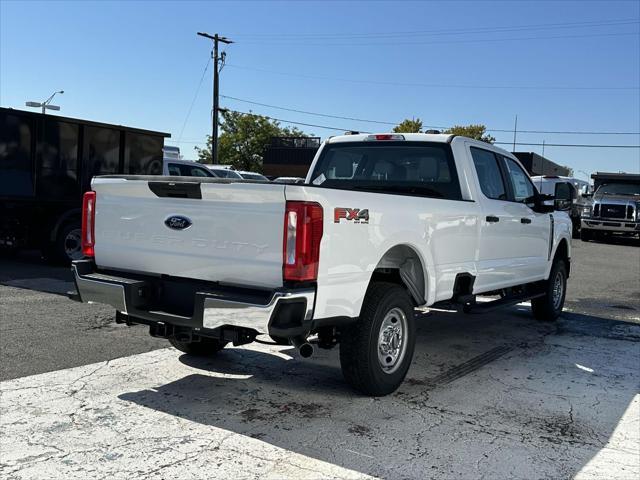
[463,291,545,314]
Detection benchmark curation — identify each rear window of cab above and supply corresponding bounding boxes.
[309,141,462,201]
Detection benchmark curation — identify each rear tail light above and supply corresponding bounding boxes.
[283,201,323,282]
[81,191,96,258]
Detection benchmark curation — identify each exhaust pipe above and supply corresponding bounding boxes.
[291,336,314,358]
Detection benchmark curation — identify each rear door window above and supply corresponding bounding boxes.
[470,147,507,200]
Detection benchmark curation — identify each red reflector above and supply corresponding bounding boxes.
[81,191,96,258]
[283,201,323,282]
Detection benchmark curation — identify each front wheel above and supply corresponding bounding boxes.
[168,337,227,356]
[339,282,416,396]
[531,260,567,322]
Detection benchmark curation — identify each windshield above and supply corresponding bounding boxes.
[596,183,640,196]
[310,142,461,200]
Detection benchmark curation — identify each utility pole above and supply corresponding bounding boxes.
[512,114,518,152]
[197,32,233,164]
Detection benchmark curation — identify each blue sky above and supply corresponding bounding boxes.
[1,0,639,176]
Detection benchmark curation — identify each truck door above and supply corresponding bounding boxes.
[469,147,550,292]
[500,155,550,280]
[469,146,524,291]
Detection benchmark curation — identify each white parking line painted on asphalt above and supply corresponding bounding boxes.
[1,324,638,480]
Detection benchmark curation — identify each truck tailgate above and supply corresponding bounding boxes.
[91,177,286,288]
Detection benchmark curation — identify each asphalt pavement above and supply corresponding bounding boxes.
[0,239,638,479]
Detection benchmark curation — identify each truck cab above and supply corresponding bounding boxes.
[580,172,640,241]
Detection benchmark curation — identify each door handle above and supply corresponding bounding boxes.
[486,215,500,223]
[521,218,532,224]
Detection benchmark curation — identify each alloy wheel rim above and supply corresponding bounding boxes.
[552,270,564,310]
[377,307,408,374]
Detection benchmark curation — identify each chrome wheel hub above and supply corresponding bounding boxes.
[377,307,408,374]
[64,229,83,261]
[552,270,564,310]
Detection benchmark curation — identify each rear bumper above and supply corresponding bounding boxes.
[581,219,640,233]
[70,260,316,339]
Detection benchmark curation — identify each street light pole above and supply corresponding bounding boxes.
[197,32,233,164]
[25,90,64,115]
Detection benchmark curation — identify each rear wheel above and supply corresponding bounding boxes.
[339,282,415,396]
[168,337,227,356]
[532,260,567,322]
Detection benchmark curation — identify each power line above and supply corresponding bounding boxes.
[223,108,368,133]
[225,64,639,91]
[236,31,639,46]
[177,56,211,143]
[223,108,640,148]
[230,18,639,39]
[221,95,398,126]
[221,94,640,135]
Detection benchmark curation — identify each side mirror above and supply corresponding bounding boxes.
[554,182,573,211]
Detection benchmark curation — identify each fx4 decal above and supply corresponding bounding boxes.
[334,208,370,224]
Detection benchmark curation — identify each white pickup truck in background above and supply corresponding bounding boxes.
[70,133,573,395]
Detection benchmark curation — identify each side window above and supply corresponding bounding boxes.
[168,164,181,176]
[503,157,535,203]
[470,147,506,200]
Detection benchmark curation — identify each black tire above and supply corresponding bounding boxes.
[168,337,227,356]
[269,335,290,346]
[339,282,416,396]
[531,260,567,322]
[571,218,581,239]
[580,228,593,242]
[49,222,83,264]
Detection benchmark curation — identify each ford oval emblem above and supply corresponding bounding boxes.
[165,215,192,231]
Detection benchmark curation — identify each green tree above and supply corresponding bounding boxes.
[393,118,423,133]
[195,110,308,171]
[443,124,495,144]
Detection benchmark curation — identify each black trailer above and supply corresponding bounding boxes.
[263,136,320,178]
[0,107,169,262]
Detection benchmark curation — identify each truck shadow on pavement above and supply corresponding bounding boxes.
[0,252,74,296]
[119,310,640,479]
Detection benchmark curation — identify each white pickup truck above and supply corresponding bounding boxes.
[70,133,573,395]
